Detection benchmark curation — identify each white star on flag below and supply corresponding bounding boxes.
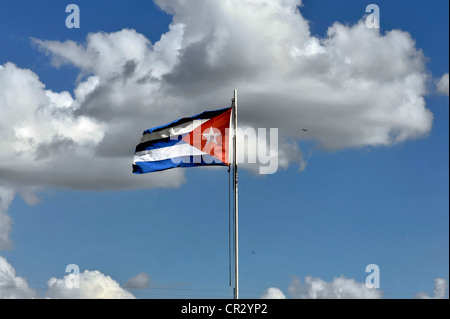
[202,127,221,146]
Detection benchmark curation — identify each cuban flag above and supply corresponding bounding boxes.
[133,107,233,174]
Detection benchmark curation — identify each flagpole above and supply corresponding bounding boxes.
[233,89,239,300]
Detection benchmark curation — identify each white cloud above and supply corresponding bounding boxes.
[261,287,287,299]
[288,276,383,299]
[123,273,151,289]
[0,62,103,156]
[0,62,185,192]
[0,188,15,250]
[31,0,432,157]
[0,255,37,299]
[436,73,449,96]
[2,0,433,185]
[45,270,135,299]
[1,254,136,299]
[1,252,448,300]
[415,278,449,299]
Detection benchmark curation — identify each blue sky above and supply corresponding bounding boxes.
[0,0,448,299]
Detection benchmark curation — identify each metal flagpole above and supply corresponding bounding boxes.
[233,89,239,300]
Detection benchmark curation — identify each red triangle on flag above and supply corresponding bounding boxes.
[182,108,232,165]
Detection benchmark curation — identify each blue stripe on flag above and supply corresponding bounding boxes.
[133,155,227,174]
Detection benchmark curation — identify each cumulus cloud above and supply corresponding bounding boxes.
[436,73,449,96]
[1,255,135,299]
[261,287,287,299]
[287,276,383,299]
[123,273,151,289]
[0,62,185,191]
[2,252,448,300]
[0,189,15,250]
[45,270,135,299]
[0,255,37,299]
[415,278,449,299]
[2,0,433,186]
[0,0,434,247]
[31,0,432,157]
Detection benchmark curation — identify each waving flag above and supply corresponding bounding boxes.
[133,107,232,174]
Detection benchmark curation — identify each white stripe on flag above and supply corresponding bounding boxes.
[133,143,206,163]
[139,119,209,144]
